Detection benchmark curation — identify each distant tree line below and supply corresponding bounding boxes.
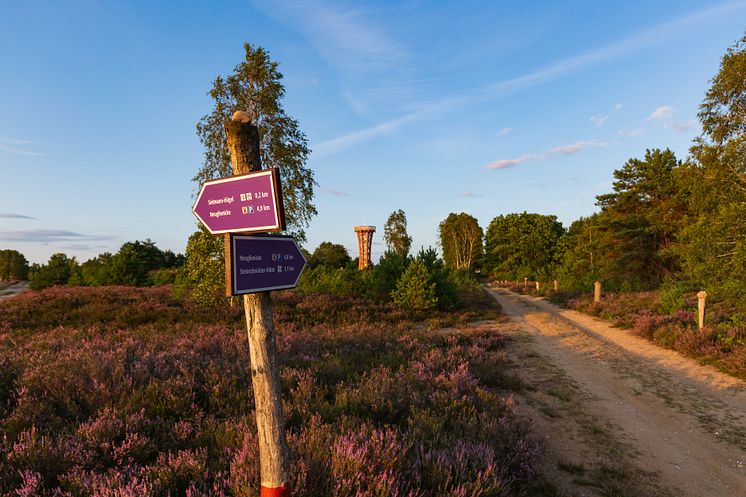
[292,209,481,311]
[14,240,185,290]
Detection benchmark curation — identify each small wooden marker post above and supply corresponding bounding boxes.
[225,111,291,497]
[524,277,528,289]
[535,281,540,291]
[697,291,707,330]
[594,281,602,303]
[553,279,558,292]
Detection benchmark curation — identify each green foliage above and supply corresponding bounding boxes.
[297,247,469,311]
[556,216,598,292]
[391,259,438,310]
[296,265,364,297]
[71,252,114,286]
[485,212,564,280]
[109,239,172,286]
[25,242,183,291]
[677,145,746,307]
[194,42,316,242]
[416,247,458,310]
[383,209,412,258]
[657,278,686,315]
[593,148,685,289]
[698,33,746,143]
[364,250,410,301]
[179,229,225,306]
[0,249,28,280]
[149,268,179,286]
[28,253,77,290]
[676,34,746,311]
[307,241,351,269]
[438,212,483,270]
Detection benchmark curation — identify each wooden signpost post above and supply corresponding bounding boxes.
[193,111,297,497]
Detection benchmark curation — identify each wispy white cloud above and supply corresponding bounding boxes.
[254,1,408,71]
[0,137,42,156]
[312,1,743,156]
[487,140,605,170]
[496,127,512,137]
[590,114,610,127]
[647,105,674,121]
[314,112,424,156]
[669,119,696,132]
[460,192,485,198]
[252,0,414,115]
[550,140,605,155]
[591,101,624,127]
[487,153,539,170]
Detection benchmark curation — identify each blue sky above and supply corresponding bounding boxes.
[1,0,744,264]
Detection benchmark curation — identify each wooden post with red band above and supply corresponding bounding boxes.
[225,111,292,495]
[261,483,291,497]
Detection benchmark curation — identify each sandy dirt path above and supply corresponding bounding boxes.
[0,281,29,301]
[486,286,746,497]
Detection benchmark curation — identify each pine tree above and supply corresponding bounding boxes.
[391,259,438,310]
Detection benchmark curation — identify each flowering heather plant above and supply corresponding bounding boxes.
[0,286,539,496]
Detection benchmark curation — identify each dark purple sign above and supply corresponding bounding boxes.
[229,235,306,295]
[193,169,285,235]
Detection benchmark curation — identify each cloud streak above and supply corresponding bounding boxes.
[0,213,36,219]
[312,1,743,156]
[487,140,605,170]
[0,230,114,243]
[320,186,350,197]
[0,137,42,156]
[314,112,423,156]
[252,0,414,115]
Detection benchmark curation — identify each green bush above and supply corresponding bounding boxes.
[149,268,178,286]
[391,260,438,310]
[363,251,410,301]
[28,254,76,290]
[658,278,686,315]
[297,266,366,298]
[416,247,458,310]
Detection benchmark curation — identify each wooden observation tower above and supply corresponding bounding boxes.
[354,226,376,270]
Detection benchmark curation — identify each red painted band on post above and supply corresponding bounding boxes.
[261,484,291,497]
